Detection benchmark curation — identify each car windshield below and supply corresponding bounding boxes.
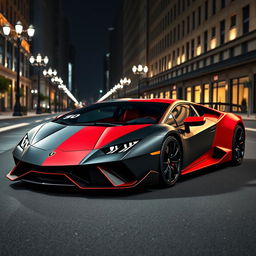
[54,101,169,126]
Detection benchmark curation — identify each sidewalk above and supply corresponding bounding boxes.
[0,111,62,121]
[239,114,256,121]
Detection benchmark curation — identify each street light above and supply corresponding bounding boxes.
[31,89,38,110]
[132,65,148,98]
[120,77,131,97]
[43,68,58,112]
[29,53,49,114]
[2,21,35,116]
[51,76,64,112]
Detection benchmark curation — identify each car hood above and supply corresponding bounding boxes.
[30,122,150,151]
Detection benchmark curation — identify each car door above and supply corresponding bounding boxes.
[166,104,216,167]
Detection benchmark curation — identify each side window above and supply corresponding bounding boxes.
[173,105,190,126]
[167,104,198,127]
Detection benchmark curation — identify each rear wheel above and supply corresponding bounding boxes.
[159,136,182,187]
[231,125,245,165]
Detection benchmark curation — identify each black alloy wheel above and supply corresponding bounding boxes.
[159,136,182,187]
[231,125,245,165]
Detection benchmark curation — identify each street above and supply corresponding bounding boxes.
[0,115,255,256]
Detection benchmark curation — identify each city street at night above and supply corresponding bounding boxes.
[1,0,256,255]
[0,118,255,256]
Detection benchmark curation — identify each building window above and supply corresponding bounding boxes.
[212,0,216,15]
[198,6,201,26]
[204,30,208,53]
[205,0,208,20]
[211,27,216,38]
[182,20,185,37]
[191,39,195,58]
[229,47,234,58]
[187,16,190,34]
[242,5,250,34]
[192,11,195,30]
[213,81,226,105]
[174,4,177,19]
[241,42,248,54]
[230,15,236,28]
[186,87,192,101]
[229,15,237,40]
[194,85,201,103]
[220,20,225,45]
[232,77,249,112]
[186,41,190,60]
[171,89,177,99]
[219,51,224,61]
[203,84,210,105]
[197,36,201,55]
[221,0,226,9]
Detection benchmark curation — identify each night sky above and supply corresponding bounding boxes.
[62,0,123,103]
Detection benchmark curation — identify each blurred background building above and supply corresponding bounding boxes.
[0,0,31,112]
[0,0,76,113]
[109,0,256,115]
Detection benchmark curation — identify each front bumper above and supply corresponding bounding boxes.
[6,158,159,189]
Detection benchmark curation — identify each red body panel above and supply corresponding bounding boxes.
[42,149,91,166]
[181,111,244,175]
[42,124,150,166]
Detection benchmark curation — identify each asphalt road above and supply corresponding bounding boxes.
[0,115,256,256]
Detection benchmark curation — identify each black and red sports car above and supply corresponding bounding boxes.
[7,99,245,189]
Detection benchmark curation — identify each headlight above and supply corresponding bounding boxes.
[19,134,30,150]
[104,140,139,154]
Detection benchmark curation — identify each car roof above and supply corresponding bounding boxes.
[101,98,178,104]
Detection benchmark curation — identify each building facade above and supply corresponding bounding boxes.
[113,0,256,114]
[0,0,31,112]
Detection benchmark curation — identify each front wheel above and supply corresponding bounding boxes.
[159,136,182,187]
[231,125,245,165]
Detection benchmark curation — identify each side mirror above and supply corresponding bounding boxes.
[184,116,206,132]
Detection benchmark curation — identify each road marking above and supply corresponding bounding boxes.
[245,128,256,132]
[0,123,29,133]
[35,120,42,123]
[45,117,52,120]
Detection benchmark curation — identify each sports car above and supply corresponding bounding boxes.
[7,99,245,189]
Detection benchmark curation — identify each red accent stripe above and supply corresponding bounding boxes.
[58,126,106,151]
[6,169,158,190]
[42,149,91,166]
[42,124,149,166]
[94,124,150,149]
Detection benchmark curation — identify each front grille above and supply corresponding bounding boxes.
[11,161,112,188]
[22,172,74,186]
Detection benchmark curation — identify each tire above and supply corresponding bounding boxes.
[231,125,245,165]
[159,136,182,187]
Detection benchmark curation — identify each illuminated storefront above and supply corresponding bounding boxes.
[232,77,249,112]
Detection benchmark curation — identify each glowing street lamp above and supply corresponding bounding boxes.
[132,65,148,97]
[29,54,49,114]
[2,21,35,116]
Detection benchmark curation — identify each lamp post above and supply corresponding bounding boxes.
[2,22,35,116]
[30,89,38,110]
[120,77,131,97]
[51,76,63,112]
[29,54,49,114]
[43,67,57,113]
[58,83,68,111]
[132,65,148,98]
